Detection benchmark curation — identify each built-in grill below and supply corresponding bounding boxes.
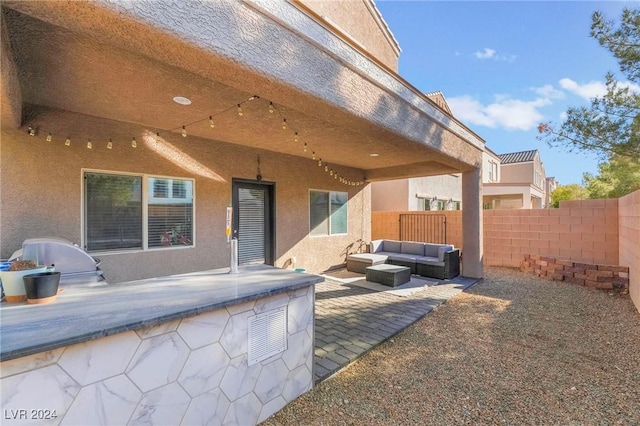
[9,237,106,286]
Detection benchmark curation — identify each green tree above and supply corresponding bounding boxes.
[550,184,589,208]
[582,154,640,198]
[537,7,640,159]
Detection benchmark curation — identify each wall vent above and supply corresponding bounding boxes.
[248,306,288,366]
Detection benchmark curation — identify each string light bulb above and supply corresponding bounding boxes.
[268,102,274,113]
[237,104,243,116]
[107,139,113,149]
[334,174,338,179]
[65,137,71,146]
[303,142,307,152]
[131,137,137,148]
[155,132,160,144]
[330,169,333,176]
[209,116,215,128]
[46,133,52,142]
[294,132,299,143]
[324,164,328,172]
[181,126,187,137]
[281,119,287,130]
[86,139,93,149]
[312,152,316,160]
[318,159,322,167]
[28,125,35,136]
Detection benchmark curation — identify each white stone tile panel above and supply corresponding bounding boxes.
[254,358,287,404]
[1,365,79,426]
[222,392,261,426]
[125,333,189,393]
[219,355,262,401]
[178,343,229,398]
[135,319,180,339]
[291,285,309,298]
[282,329,312,371]
[258,395,286,424]
[253,292,289,314]
[287,293,313,335]
[219,310,254,359]
[0,348,64,379]
[177,309,229,350]
[61,374,140,426]
[58,331,141,386]
[129,382,190,426]
[282,364,312,402]
[225,299,255,315]
[181,388,230,426]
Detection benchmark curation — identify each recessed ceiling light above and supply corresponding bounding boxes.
[370,153,380,157]
[173,96,192,105]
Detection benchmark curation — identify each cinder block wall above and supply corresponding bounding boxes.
[619,190,640,312]
[484,199,619,267]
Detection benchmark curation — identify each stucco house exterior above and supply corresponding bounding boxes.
[1,0,485,282]
[483,149,547,209]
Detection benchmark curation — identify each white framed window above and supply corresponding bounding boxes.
[83,170,194,252]
[309,190,348,236]
[488,161,498,182]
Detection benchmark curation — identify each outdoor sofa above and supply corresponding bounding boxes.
[346,239,460,280]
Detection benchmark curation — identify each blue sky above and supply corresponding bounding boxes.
[375,0,637,185]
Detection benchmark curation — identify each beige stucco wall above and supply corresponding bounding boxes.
[500,162,533,184]
[370,179,408,211]
[298,0,399,72]
[619,190,640,312]
[1,108,370,283]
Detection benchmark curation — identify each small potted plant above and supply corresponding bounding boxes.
[0,260,48,303]
[23,270,61,304]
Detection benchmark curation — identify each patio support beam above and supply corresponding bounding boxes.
[461,167,483,279]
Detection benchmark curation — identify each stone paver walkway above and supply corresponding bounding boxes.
[313,271,478,383]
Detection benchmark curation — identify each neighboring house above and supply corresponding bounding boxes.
[483,149,547,209]
[1,0,485,283]
[546,176,559,208]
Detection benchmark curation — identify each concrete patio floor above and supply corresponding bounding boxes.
[313,269,479,382]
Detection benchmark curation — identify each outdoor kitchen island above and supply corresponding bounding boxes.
[0,264,321,425]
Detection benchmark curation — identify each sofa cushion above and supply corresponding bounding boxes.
[438,245,455,262]
[417,258,445,267]
[424,243,441,258]
[387,253,418,263]
[416,256,440,264]
[401,241,425,256]
[347,253,388,263]
[382,240,401,253]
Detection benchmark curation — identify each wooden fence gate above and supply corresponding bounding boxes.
[399,213,447,244]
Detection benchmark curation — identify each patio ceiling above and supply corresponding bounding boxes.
[1,2,484,181]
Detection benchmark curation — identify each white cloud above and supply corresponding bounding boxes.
[474,48,495,59]
[448,95,550,131]
[559,78,607,100]
[473,48,516,62]
[533,84,565,100]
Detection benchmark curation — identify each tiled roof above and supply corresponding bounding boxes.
[499,149,538,164]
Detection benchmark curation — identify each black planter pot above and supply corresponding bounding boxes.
[23,272,61,304]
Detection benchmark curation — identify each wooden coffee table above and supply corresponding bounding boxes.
[365,264,411,287]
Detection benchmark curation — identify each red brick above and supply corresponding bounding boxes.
[585,280,599,288]
[597,281,614,290]
[566,278,585,285]
[557,259,574,267]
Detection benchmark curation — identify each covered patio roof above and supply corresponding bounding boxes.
[1,0,484,182]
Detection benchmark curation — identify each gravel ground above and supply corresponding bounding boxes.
[263,267,640,426]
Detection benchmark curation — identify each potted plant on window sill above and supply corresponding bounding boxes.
[0,260,48,303]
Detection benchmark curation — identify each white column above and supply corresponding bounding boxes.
[462,168,483,279]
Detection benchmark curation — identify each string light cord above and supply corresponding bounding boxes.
[25,94,365,186]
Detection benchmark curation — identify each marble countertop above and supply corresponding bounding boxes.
[0,265,323,361]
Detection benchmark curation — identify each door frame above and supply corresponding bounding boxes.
[231,178,276,265]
